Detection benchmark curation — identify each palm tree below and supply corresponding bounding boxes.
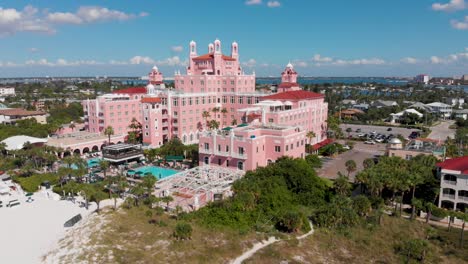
[334,173,351,196]
[69,122,76,132]
[220,108,228,127]
[0,142,6,156]
[208,120,220,130]
[362,158,375,169]
[99,160,110,179]
[104,126,114,145]
[202,110,211,128]
[128,118,142,144]
[231,119,238,126]
[306,131,316,153]
[345,159,357,178]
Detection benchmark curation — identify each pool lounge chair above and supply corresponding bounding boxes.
[7,199,20,207]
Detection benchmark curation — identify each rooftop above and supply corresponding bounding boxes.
[437,156,468,174]
[112,87,147,95]
[192,53,236,61]
[260,90,324,101]
[0,108,45,116]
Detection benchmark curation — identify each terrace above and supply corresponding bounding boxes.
[154,166,245,212]
[102,143,144,163]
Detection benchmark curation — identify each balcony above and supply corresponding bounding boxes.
[162,129,169,135]
[215,151,230,157]
[162,114,169,119]
[443,180,457,186]
[442,193,456,200]
[162,122,169,127]
[172,122,179,127]
[199,148,212,155]
[231,152,248,159]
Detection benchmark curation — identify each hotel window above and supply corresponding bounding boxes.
[238,147,244,155]
[173,99,178,106]
[230,96,235,104]
[204,143,209,150]
[297,142,300,147]
[195,97,199,105]
[190,80,193,85]
[222,96,227,103]
[173,111,178,117]
[237,161,244,170]
[275,146,281,152]
[110,106,114,110]
[218,159,222,166]
[223,88,227,92]
[247,97,252,104]
[291,144,293,150]
[226,160,229,167]
[286,145,289,151]
[268,118,273,123]
[231,88,235,92]
[201,80,204,85]
[255,97,259,103]
[208,97,212,103]
[218,145,221,152]
[110,113,114,117]
[189,98,192,105]
[145,132,149,136]
[223,81,226,85]
[182,98,186,106]
[202,97,205,104]
[238,97,243,104]
[230,81,234,85]
[226,145,229,152]
[204,157,209,165]
[117,105,121,109]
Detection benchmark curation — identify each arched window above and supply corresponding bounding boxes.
[190,134,193,141]
[191,45,194,52]
[237,161,244,170]
[216,44,220,52]
[204,156,209,165]
[183,135,187,143]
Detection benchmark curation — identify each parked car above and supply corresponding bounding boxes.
[356,128,362,133]
[364,140,376,145]
[387,127,392,131]
[342,145,351,150]
[358,133,365,137]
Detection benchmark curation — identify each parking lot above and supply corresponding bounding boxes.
[340,124,421,140]
[317,141,386,181]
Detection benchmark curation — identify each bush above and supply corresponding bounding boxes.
[13,173,59,192]
[173,222,193,240]
[395,239,429,263]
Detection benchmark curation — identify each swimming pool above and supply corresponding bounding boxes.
[127,166,178,179]
[87,158,102,168]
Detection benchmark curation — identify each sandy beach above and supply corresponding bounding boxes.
[0,191,97,264]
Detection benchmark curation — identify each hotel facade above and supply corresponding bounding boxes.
[83,39,329,171]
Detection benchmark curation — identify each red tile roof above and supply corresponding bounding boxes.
[192,53,236,61]
[141,97,162,103]
[261,90,324,101]
[112,87,147,94]
[311,138,334,151]
[278,82,299,88]
[0,108,45,116]
[437,156,468,174]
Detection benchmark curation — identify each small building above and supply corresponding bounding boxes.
[352,103,369,111]
[341,99,357,105]
[0,87,15,97]
[453,109,468,120]
[445,97,465,109]
[0,108,47,124]
[336,108,365,120]
[387,138,445,160]
[389,109,423,124]
[437,156,468,211]
[425,102,453,119]
[372,100,398,108]
[1,135,48,151]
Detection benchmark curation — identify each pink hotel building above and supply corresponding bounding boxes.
[83,39,328,171]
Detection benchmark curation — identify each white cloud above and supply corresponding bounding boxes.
[28,47,39,53]
[242,59,257,67]
[332,58,386,65]
[294,61,308,67]
[267,1,281,8]
[109,60,128,65]
[432,0,465,12]
[130,56,155,65]
[312,54,333,63]
[401,57,418,64]
[171,46,183,53]
[24,58,99,66]
[0,5,55,36]
[47,12,82,24]
[139,12,149,17]
[451,16,468,30]
[245,0,262,5]
[0,5,146,37]
[159,56,185,66]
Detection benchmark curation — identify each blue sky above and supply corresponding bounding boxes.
[0,0,467,77]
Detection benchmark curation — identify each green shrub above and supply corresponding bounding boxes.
[173,222,193,240]
[13,173,59,192]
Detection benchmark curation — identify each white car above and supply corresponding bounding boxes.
[358,133,365,137]
[364,140,376,145]
[374,138,384,143]
[342,145,351,150]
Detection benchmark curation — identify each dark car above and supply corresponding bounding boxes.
[356,128,362,133]
[387,127,392,131]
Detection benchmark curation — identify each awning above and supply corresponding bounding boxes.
[165,155,184,161]
[237,123,248,128]
[311,138,334,151]
[222,127,233,131]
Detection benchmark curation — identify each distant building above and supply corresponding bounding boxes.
[352,103,370,111]
[461,75,468,82]
[341,99,357,105]
[437,156,468,211]
[0,108,47,124]
[414,74,430,84]
[0,87,15,97]
[387,138,445,160]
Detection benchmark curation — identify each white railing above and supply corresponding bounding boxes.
[442,194,455,200]
[231,152,248,159]
[199,148,212,155]
[443,180,457,186]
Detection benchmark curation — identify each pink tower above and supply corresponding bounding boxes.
[278,63,300,92]
[149,66,163,84]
